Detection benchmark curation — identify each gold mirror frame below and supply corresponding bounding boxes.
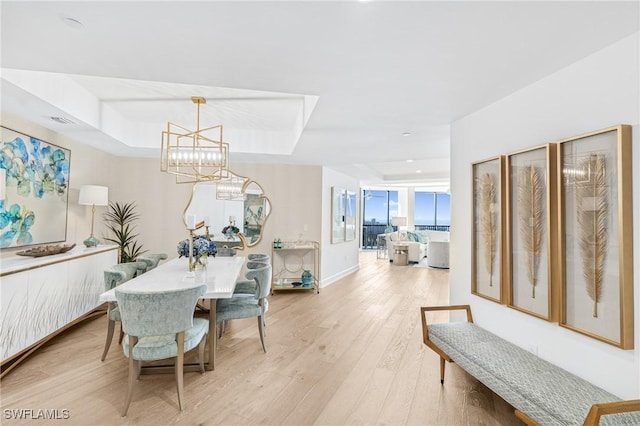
[183,171,271,249]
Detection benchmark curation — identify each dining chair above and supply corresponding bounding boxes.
[216,264,272,352]
[115,284,208,417]
[137,253,168,271]
[101,261,148,362]
[234,257,270,295]
[217,247,237,257]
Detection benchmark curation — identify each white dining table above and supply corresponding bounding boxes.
[99,255,245,371]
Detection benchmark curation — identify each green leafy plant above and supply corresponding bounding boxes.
[103,201,146,263]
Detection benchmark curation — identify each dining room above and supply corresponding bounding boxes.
[0,251,520,425]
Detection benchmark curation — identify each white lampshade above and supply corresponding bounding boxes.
[391,216,407,227]
[78,185,109,206]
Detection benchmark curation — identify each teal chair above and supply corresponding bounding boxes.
[234,257,270,295]
[248,253,270,262]
[115,285,208,416]
[101,261,148,362]
[217,247,237,257]
[137,253,168,271]
[216,264,271,352]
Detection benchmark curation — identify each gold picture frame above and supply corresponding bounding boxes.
[505,144,558,321]
[557,125,633,349]
[471,156,505,304]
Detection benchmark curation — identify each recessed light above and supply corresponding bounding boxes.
[406,159,414,163]
[416,170,422,174]
[62,17,84,29]
[402,132,412,137]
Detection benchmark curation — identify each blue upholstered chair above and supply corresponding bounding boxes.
[136,253,168,271]
[234,256,271,295]
[216,264,271,352]
[115,285,208,417]
[217,247,237,257]
[101,261,148,362]
[248,253,270,262]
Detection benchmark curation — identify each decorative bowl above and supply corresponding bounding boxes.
[16,243,76,257]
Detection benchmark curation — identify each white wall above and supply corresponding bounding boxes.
[450,33,639,398]
[321,167,360,286]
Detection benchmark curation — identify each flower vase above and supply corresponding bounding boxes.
[197,255,208,268]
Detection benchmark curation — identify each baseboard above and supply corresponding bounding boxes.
[320,264,359,288]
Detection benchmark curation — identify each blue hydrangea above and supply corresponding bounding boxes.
[177,235,217,258]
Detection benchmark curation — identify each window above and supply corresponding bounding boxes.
[415,191,450,231]
[361,190,399,248]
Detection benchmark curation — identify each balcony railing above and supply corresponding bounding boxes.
[361,224,451,249]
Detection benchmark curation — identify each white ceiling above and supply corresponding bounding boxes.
[1,1,638,188]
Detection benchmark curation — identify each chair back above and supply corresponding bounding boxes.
[137,253,168,271]
[115,285,206,337]
[245,264,272,300]
[217,248,237,257]
[104,261,147,291]
[248,253,270,262]
[246,260,269,270]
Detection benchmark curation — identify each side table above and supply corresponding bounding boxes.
[392,243,409,266]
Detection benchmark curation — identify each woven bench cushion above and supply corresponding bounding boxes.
[428,322,640,426]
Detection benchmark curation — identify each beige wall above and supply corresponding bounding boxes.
[0,117,329,280]
[1,112,116,256]
[111,158,324,270]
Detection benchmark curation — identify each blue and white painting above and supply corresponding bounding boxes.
[0,127,70,248]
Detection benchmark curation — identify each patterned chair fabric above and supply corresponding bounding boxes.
[101,261,148,362]
[428,322,640,426]
[115,285,208,416]
[234,259,271,295]
[136,253,168,271]
[216,264,272,352]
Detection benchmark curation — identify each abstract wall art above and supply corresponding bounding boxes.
[0,127,70,249]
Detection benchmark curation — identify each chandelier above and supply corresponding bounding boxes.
[160,96,229,183]
[216,174,247,201]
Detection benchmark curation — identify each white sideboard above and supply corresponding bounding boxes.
[0,245,118,369]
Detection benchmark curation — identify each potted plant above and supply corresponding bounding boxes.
[103,201,146,263]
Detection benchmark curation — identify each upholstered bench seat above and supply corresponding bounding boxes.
[421,305,640,426]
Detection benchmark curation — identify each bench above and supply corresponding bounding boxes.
[420,305,640,425]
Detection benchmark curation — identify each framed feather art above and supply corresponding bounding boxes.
[505,144,559,321]
[471,156,505,304]
[557,125,633,349]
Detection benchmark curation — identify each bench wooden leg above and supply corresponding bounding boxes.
[440,356,445,385]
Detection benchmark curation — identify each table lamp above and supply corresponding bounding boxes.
[79,185,109,247]
[391,216,407,231]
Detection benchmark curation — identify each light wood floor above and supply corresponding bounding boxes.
[1,251,521,425]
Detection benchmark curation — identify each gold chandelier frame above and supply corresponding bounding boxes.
[160,96,230,183]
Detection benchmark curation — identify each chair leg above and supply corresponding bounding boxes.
[258,315,267,353]
[122,336,137,417]
[118,325,124,344]
[218,321,224,339]
[175,332,185,411]
[198,335,206,374]
[101,319,116,362]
